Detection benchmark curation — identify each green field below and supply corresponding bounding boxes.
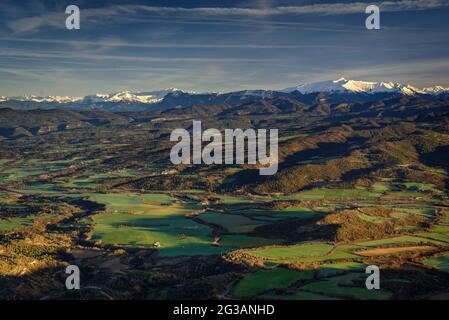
[219,235,282,248]
[356,235,445,247]
[243,206,320,221]
[281,187,382,201]
[425,254,449,273]
[232,262,391,300]
[0,216,34,232]
[0,165,46,184]
[198,211,264,233]
[233,268,314,298]
[240,243,338,265]
[316,262,366,277]
[0,212,58,232]
[214,195,254,205]
[301,272,391,300]
[89,193,227,256]
[0,192,10,203]
[56,169,138,190]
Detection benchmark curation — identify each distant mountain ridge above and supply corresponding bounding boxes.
[1,78,448,111]
[7,88,185,104]
[281,78,447,95]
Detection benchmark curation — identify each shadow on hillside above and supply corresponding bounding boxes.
[2,260,449,300]
[420,145,449,190]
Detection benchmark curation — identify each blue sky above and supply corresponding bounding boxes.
[0,0,448,96]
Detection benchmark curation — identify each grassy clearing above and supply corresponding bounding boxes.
[215,195,254,205]
[241,243,336,265]
[198,211,265,233]
[371,182,391,192]
[281,187,382,201]
[89,193,183,214]
[396,208,435,217]
[416,230,449,244]
[0,193,11,203]
[356,235,446,247]
[316,262,366,278]
[0,166,46,184]
[233,268,314,298]
[57,177,101,189]
[382,190,427,199]
[425,253,449,273]
[90,193,224,256]
[219,235,282,248]
[238,235,446,266]
[246,207,320,221]
[372,181,441,195]
[402,182,435,192]
[57,169,138,190]
[238,243,361,265]
[302,273,391,300]
[20,182,61,194]
[0,212,58,232]
[358,213,389,224]
[92,218,225,256]
[0,216,34,232]
[0,158,87,184]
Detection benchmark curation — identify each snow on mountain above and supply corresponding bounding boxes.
[281,78,447,96]
[9,95,83,103]
[133,88,185,100]
[104,91,162,104]
[422,86,449,95]
[2,80,448,106]
[1,89,191,105]
[83,89,190,104]
[37,96,84,103]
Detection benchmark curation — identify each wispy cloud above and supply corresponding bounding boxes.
[7,0,449,33]
[0,48,278,63]
[0,37,359,50]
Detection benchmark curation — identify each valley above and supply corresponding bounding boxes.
[1,92,449,300]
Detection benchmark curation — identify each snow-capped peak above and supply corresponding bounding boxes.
[2,89,189,105]
[39,96,84,103]
[281,78,447,96]
[7,95,83,103]
[83,89,189,104]
[422,85,449,94]
[2,81,448,106]
[105,91,159,104]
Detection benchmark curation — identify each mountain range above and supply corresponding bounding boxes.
[1,78,448,112]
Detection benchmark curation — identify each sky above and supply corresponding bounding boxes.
[0,0,448,96]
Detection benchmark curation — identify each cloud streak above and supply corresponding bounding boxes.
[7,0,449,33]
[0,37,359,50]
[0,48,278,64]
